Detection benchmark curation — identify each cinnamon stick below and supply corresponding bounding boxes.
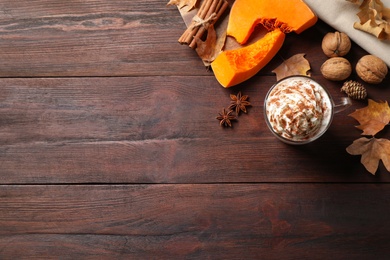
[178,0,213,44]
[189,0,228,49]
[178,0,207,43]
[215,0,228,22]
[178,0,229,47]
[188,0,220,48]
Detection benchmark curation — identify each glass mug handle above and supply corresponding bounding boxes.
[334,97,352,114]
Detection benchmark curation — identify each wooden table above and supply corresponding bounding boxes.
[1,1,390,258]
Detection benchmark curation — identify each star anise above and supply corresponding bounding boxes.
[228,92,251,115]
[216,108,236,127]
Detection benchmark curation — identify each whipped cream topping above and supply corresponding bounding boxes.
[265,77,331,141]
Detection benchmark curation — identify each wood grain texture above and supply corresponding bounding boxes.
[1,76,389,184]
[0,0,350,78]
[1,0,390,258]
[0,0,202,77]
[1,184,390,259]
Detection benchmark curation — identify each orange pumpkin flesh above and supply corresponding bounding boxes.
[211,29,285,88]
[227,0,318,44]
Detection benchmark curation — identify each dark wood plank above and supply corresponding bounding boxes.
[1,0,390,258]
[0,0,364,77]
[1,75,390,184]
[0,0,205,77]
[0,184,389,259]
[1,0,390,259]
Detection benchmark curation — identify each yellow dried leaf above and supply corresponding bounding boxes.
[348,0,390,39]
[349,99,390,136]
[167,0,198,11]
[272,53,311,81]
[354,20,388,39]
[346,137,390,174]
[359,0,384,23]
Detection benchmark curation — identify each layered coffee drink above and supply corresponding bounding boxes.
[264,76,333,144]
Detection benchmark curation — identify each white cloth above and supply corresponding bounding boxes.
[304,0,390,67]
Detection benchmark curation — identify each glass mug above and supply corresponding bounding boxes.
[264,76,351,145]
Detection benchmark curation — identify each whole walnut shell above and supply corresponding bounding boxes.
[321,31,351,57]
[320,57,352,81]
[356,55,388,84]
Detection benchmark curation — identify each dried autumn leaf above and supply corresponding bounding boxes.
[194,24,224,65]
[347,0,390,40]
[346,137,390,174]
[167,0,198,11]
[349,99,390,136]
[354,20,388,39]
[355,0,385,23]
[272,53,311,81]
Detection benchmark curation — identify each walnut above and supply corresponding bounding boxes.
[321,31,351,57]
[320,57,352,81]
[356,55,388,84]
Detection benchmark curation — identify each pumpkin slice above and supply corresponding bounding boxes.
[211,29,285,88]
[227,0,317,44]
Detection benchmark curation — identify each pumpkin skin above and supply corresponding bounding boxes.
[211,29,285,88]
[227,0,318,44]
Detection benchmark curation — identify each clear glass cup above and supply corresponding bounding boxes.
[264,76,351,145]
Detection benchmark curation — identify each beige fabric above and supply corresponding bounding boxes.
[304,0,390,67]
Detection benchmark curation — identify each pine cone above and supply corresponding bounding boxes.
[341,80,367,100]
